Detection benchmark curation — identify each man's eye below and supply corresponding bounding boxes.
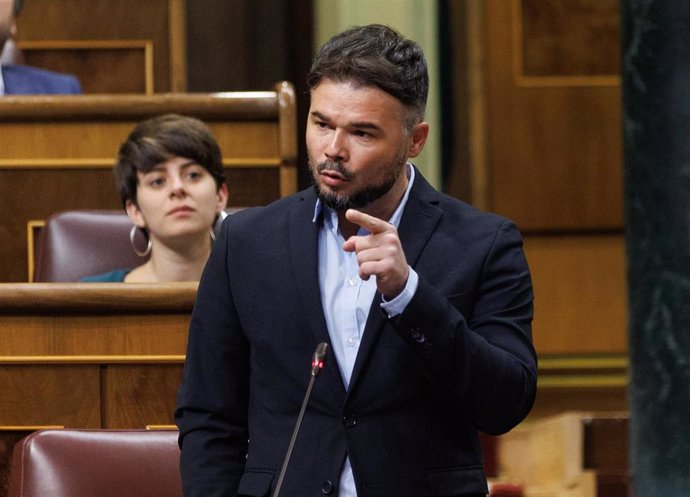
[149,178,165,187]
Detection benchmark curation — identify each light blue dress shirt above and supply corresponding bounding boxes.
[313,164,419,497]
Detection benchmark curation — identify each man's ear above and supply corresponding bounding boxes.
[125,199,146,228]
[407,122,429,158]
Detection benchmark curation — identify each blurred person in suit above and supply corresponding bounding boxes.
[82,114,229,282]
[0,0,81,94]
[176,24,536,497]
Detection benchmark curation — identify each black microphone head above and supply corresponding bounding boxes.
[311,342,329,376]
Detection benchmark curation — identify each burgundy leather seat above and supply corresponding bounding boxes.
[7,429,520,497]
[7,429,182,497]
[33,208,239,282]
[33,210,146,282]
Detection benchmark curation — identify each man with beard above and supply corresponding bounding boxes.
[0,0,81,94]
[176,24,537,497]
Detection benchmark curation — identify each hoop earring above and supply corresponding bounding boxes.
[130,225,152,257]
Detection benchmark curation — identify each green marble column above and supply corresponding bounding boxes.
[620,1,690,495]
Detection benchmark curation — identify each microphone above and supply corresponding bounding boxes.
[311,342,328,377]
[271,342,329,497]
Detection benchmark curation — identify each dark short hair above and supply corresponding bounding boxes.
[307,24,428,128]
[13,0,22,16]
[114,114,226,207]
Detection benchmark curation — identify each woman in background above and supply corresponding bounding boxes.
[82,114,228,282]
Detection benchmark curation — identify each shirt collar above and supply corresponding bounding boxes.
[0,65,5,95]
[312,162,416,232]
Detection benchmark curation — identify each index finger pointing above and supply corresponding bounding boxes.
[345,209,388,234]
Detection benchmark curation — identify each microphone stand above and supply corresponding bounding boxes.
[271,342,329,497]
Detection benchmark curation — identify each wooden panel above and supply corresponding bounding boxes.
[0,430,37,497]
[531,386,628,420]
[0,284,193,358]
[447,4,626,360]
[226,168,280,207]
[484,0,622,231]
[0,86,297,282]
[0,284,193,360]
[0,315,189,357]
[583,416,630,497]
[0,283,193,497]
[15,0,184,92]
[103,365,183,428]
[525,234,627,355]
[533,353,628,422]
[0,283,193,309]
[461,0,630,378]
[520,0,620,77]
[0,365,100,427]
[0,285,192,410]
[20,40,152,94]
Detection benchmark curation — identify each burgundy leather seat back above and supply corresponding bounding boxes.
[33,210,146,282]
[7,429,183,497]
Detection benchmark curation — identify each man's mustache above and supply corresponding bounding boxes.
[316,160,354,181]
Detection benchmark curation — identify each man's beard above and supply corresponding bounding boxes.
[309,153,407,212]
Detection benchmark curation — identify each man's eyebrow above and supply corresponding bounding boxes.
[310,111,382,132]
[310,111,329,121]
[350,121,381,131]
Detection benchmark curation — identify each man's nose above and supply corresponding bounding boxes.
[325,131,348,162]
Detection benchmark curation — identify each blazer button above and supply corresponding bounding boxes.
[410,328,426,343]
[321,480,334,494]
[342,415,357,427]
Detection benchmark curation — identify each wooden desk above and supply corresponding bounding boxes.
[0,283,195,429]
[0,284,629,496]
[0,282,196,495]
[0,282,197,493]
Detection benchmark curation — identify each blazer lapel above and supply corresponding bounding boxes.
[347,171,443,392]
[287,191,333,351]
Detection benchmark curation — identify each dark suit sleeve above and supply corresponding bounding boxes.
[2,65,83,95]
[391,219,537,435]
[175,219,249,497]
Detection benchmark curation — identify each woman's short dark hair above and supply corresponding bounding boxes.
[114,114,226,207]
[307,24,428,129]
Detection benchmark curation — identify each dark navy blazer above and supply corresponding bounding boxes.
[2,64,82,94]
[175,169,537,497]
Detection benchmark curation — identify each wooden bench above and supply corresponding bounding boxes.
[0,82,297,282]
